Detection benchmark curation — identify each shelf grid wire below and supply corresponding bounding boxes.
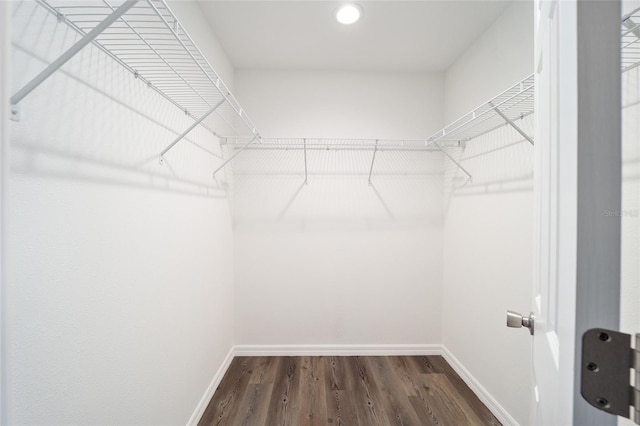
[20,3,639,149]
[224,138,445,152]
[36,0,258,138]
[427,74,535,146]
[623,6,640,73]
[24,1,639,180]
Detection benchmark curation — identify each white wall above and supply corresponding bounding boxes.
[236,70,443,140]
[441,2,534,425]
[233,70,446,347]
[5,2,235,424]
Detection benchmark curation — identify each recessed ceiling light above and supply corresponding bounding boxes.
[336,4,362,25]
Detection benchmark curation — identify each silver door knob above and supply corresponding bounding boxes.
[506,310,535,335]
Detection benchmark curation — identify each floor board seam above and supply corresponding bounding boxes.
[194,348,512,426]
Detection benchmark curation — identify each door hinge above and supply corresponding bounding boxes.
[581,328,640,424]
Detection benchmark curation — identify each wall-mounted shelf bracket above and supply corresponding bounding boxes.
[429,140,473,183]
[159,98,226,164]
[10,0,139,106]
[623,10,640,39]
[426,75,534,149]
[490,102,534,145]
[368,140,378,185]
[622,7,640,72]
[303,138,308,184]
[10,104,21,122]
[212,135,260,179]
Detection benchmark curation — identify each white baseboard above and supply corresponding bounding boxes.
[232,343,443,357]
[186,346,235,426]
[441,346,519,426]
[187,344,518,426]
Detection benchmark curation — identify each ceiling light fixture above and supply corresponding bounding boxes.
[336,4,362,25]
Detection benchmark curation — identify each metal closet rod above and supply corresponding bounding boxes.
[221,137,457,185]
[221,137,464,150]
[221,137,435,144]
[226,145,442,152]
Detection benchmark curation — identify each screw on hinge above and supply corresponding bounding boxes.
[134,70,139,79]
[56,9,65,22]
[595,397,610,409]
[633,334,640,424]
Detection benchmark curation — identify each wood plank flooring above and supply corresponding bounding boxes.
[198,356,501,426]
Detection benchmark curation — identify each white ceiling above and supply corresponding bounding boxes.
[198,1,511,72]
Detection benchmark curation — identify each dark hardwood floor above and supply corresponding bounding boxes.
[198,355,501,426]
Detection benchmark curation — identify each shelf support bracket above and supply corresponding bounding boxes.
[623,14,640,39]
[303,138,308,184]
[10,0,139,105]
[490,103,534,145]
[431,141,473,183]
[159,98,226,163]
[368,140,378,185]
[212,135,259,178]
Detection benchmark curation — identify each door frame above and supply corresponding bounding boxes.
[534,0,622,424]
[572,1,622,424]
[1,1,10,423]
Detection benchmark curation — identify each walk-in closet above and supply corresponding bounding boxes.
[2,0,638,425]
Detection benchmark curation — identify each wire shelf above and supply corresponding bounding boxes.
[219,138,463,185]
[224,138,448,152]
[623,6,640,73]
[427,74,535,146]
[33,0,258,138]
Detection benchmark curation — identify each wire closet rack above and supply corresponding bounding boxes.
[11,0,260,162]
[221,73,537,185]
[12,1,638,184]
[222,138,446,184]
[425,74,536,182]
[427,74,535,149]
[623,6,640,73]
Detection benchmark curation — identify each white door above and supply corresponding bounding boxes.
[532,1,575,425]
[533,0,624,425]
